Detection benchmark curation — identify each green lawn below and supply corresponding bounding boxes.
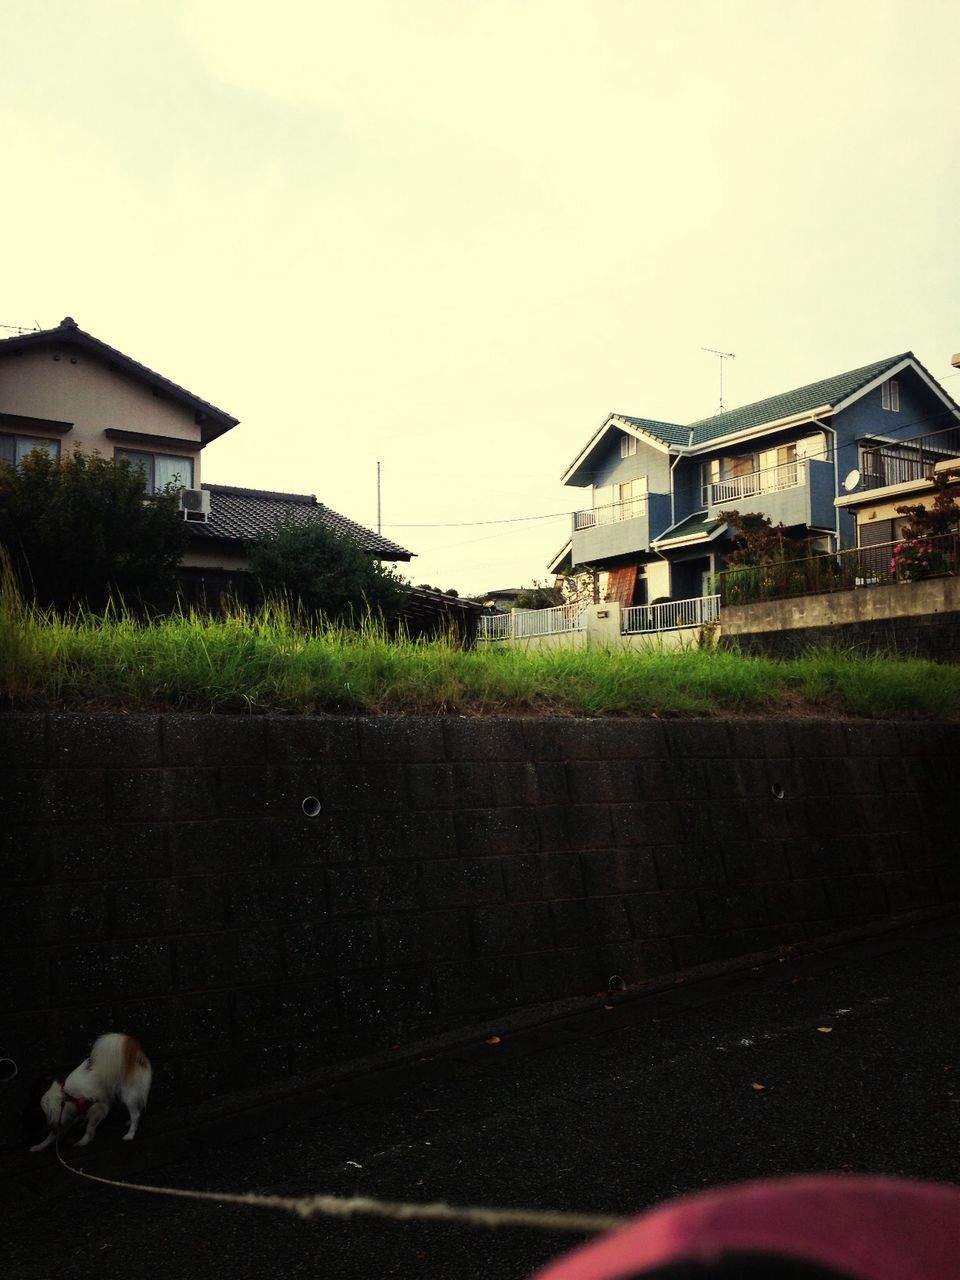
[2,572,958,719]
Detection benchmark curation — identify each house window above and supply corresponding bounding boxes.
[881,379,900,412]
[620,434,638,458]
[0,434,61,467]
[115,448,194,492]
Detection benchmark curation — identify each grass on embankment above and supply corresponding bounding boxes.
[2,573,958,720]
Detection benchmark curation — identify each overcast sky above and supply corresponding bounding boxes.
[4,1,959,596]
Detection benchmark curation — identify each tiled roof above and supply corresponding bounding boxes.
[192,484,413,561]
[685,354,912,446]
[615,414,690,446]
[653,511,726,546]
[0,317,238,442]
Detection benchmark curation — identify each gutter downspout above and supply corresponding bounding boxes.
[812,414,841,551]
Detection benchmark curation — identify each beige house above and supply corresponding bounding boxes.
[0,317,412,593]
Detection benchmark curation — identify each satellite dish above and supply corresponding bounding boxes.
[842,469,861,492]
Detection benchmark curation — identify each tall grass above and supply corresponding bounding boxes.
[2,561,959,718]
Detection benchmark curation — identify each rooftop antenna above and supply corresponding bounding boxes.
[702,347,736,414]
[376,460,381,535]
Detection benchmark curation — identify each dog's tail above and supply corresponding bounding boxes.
[121,1035,150,1082]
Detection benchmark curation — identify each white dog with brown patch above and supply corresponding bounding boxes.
[30,1033,152,1151]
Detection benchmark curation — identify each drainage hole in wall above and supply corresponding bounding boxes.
[608,974,626,992]
[770,783,785,801]
[301,796,322,818]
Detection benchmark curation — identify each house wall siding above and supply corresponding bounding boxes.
[2,712,957,1148]
[0,348,203,480]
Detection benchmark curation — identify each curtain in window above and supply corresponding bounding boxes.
[155,455,193,491]
[606,564,638,607]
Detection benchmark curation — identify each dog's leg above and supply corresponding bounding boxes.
[121,1098,143,1141]
[73,1102,109,1147]
[120,1077,149,1140]
[29,1131,55,1153]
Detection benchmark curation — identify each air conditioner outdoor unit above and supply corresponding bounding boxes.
[179,487,211,523]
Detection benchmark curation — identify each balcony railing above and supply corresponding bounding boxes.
[702,458,804,508]
[715,533,960,606]
[477,603,585,640]
[574,494,647,530]
[622,594,720,634]
[859,426,960,490]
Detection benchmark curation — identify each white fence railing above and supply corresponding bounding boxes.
[621,594,720,634]
[702,458,804,507]
[573,494,647,530]
[513,603,585,638]
[477,604,585,640]
[477,613,511,640]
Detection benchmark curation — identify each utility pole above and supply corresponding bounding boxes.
[702,348,736,414]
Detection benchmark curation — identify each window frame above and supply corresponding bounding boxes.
[114,447,194,492]
[0,433,62,466]
[881,379,900,412]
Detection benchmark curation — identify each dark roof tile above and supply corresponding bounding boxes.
[192,483,413,561]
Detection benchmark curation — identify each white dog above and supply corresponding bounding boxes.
[30,1033,152,1151]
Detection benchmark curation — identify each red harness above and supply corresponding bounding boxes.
[58,1083,91,1116]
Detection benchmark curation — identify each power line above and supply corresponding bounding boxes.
[380,511,571,529]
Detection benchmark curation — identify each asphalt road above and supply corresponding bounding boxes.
[6,920,959,1280]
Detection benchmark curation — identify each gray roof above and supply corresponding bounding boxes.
[685,353,912,445]
[0,317,239,443]
[610,353,918,451]
[616,414,689,446]
[192,484,413,561]
[653,511,727,546]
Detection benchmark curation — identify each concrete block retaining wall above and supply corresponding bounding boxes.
[2,712,958,1147]
[720,577,960,662]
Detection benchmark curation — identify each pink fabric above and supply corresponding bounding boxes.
[533,1176,960,1280]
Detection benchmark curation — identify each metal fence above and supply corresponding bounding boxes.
[477,604,585,640]
[621,594,720,634]
[573,494,647,530]
[860,426,960,490]
[701,458,803,508]
[715,533,960,606]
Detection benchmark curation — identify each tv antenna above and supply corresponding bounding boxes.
[702,347,736,414]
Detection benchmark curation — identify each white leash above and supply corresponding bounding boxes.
[54,1143,628,1236]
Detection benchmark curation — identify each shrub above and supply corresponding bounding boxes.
[248,517,407,624]
[0,446,186,611]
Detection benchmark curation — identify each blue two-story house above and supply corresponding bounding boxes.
[550,353,960,606]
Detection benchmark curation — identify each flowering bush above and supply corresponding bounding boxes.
[890,539,955,581]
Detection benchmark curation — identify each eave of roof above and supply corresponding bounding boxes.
[652,511,727,549]
[561,412,685,485]
[0,317,239,444]
[190,482,413,561]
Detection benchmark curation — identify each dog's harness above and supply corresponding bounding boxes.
[58,1083,91,1117]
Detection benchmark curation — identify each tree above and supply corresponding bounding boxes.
[716,510,809,567]
[514,580,563,610]
[248,517,407,623]
[895,474,960,539]
[0,446,186,611]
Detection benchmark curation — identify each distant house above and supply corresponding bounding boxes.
[480,587,525,612]
[0,317,412,594]
[550,353,960,606]
[834,428,960,549]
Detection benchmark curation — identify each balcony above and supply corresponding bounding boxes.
[859,426,960,491]
[702,457,835,531]
[570,492,671,567]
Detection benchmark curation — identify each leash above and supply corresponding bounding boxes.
[54,1143,628,1236]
